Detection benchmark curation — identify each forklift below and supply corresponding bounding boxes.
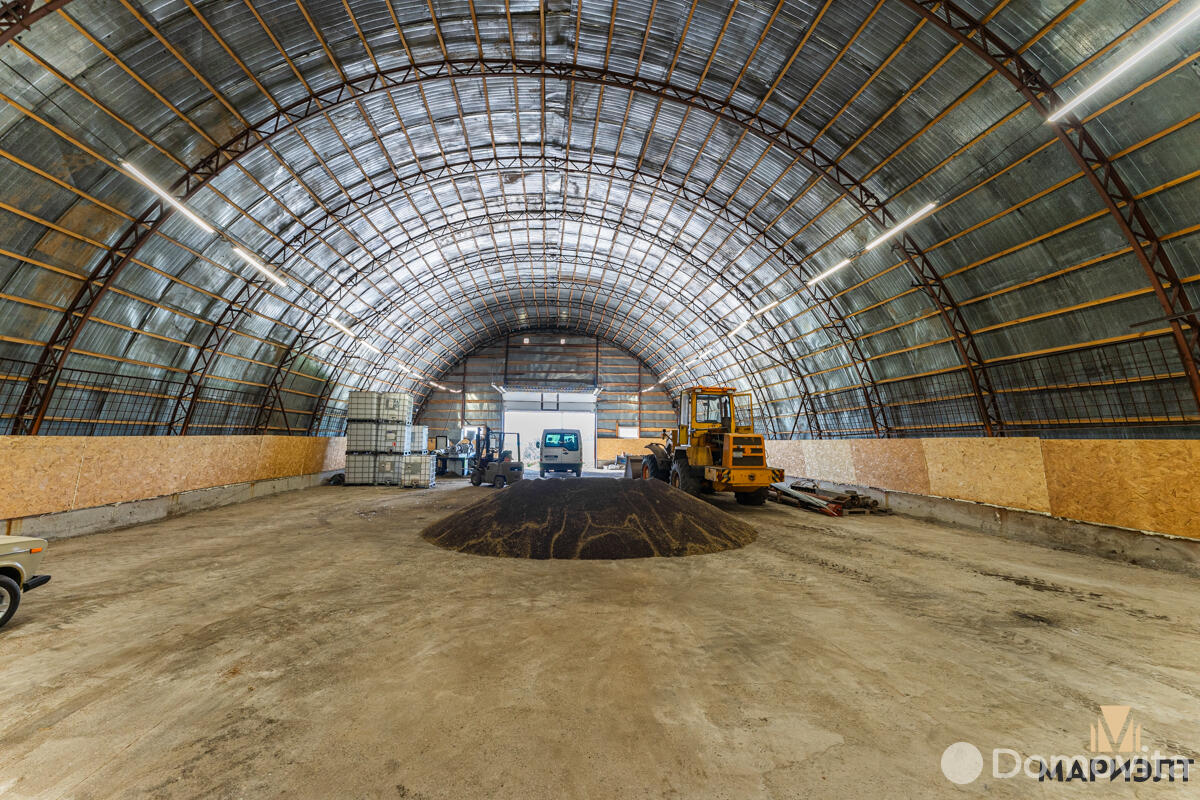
[468,426,524,488]
[640,385,783,505]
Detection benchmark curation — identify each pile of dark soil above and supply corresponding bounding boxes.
[422,478,757,559]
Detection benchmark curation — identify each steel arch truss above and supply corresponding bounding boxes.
[895,0,1200,412]
[13,58,1000,436]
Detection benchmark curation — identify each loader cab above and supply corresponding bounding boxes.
[677,387,736,445]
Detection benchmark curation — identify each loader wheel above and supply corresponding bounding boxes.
[641,459,653,480]
[669,461,702,497]
[735,488,768,506]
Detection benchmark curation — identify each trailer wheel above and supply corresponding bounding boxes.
[735,488,768,506]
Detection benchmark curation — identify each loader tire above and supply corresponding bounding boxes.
[669,460,702,497]
[735,488,768,506]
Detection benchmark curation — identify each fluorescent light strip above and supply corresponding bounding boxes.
[865,202,937,251]
[807,258,851,287]
[1048,3,1200,122]
[359,341,382,355]
[728,318,751,337]
[325,316,355,337]
[750,300,779,317]
[122,162,215,234]
[233,247,286,286]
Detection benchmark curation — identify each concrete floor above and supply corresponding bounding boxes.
[3,480,1198,799]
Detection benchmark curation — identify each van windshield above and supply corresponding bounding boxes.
[544,432,580,451]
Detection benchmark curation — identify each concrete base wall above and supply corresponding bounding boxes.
[5,470,342,541]
[798,477,1200,578]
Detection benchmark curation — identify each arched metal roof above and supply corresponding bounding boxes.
[0,0,1196,438]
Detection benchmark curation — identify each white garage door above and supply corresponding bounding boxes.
[501,391,598,469]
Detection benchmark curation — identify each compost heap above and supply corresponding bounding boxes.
[422,478,757,559]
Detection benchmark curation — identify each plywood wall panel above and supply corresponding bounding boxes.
[1042,440,1200,539]
[2,436,345,521]
[74,437,190,509]
[803,441,857,485]
[923,438,1051,512]
[321,437,346,471]
[851,439,930,495]
[0,437,87,519]
[596,438,660,461]
[765,440,807,478]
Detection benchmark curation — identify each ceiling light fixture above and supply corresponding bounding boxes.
[359,341,382,355]
[325,316,355,337]
[1048,3,1200,122]
[122,162,215,234]
[865,202,938,251]
[751,300,779,316]
[728,318,751,337]
[233,247,286,286]
[807,258,852,287]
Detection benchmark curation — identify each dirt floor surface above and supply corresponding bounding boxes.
[2,479,1199,799]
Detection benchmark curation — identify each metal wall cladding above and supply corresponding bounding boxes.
[0,0,1196,442]
[416,331,677,440]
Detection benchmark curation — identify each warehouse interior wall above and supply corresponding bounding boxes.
[417,331,675,440]
[1,435,346,526]
[766,438,1199,539]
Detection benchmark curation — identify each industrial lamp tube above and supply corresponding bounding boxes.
[233,247,287,286]
[122,162,215,234]
[1048,4,1200,122]
[807,258,851,287]
[864,202,937,251]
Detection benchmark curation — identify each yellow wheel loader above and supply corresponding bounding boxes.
[640,386,784,505]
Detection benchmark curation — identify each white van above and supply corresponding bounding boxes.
[538,429,583,478]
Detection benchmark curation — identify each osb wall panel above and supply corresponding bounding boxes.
[923,438,1051,512]
[320,436,347,472]
[802,441,857,485]
[765,440,807,478]
[595,437,660,461]
[74,437,192,509]
[1,436,344,520]
[0,437,88,520]
[1042,440,1200,539]
[851,439,930,496]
